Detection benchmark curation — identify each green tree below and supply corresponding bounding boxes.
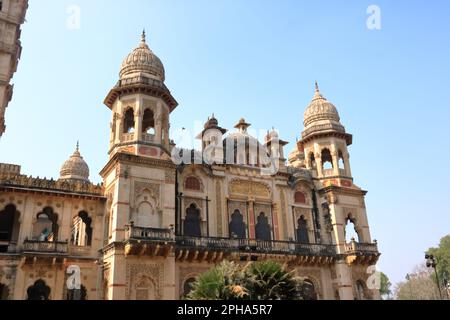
[187,260,304,300]
[379,272,392,299]
[427,235,450,289]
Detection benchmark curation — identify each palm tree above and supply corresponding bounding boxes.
[187,260,304,300]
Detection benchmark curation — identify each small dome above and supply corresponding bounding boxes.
[60,143,90,182]
[303,82,340,128]
[288,147,305,168]
[119,31,165,82]
[204,114,219,129]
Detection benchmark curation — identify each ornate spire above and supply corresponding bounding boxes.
[315,80,319,93]
[76,140,79,152]
[141,29,146,44]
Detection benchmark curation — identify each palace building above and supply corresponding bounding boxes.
[0,32,380,300]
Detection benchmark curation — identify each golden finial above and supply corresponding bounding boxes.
[141,29,146,43]
[76,141,79,152]
[315,80,319,92]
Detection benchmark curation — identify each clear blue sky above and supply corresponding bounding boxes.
[1,0,449,286]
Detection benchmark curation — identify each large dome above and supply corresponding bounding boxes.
[60,143,90,182]
[303,82,340,128]
[119,31,165,82]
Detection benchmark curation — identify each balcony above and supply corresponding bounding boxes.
[344,240,380,265]
[124,225,174,256]
[22,239,68,255]
[175,236,337,264]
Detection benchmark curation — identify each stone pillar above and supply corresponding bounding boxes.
[315,154,323,177]
[335,261,354,300]
[248,199,255,239]
[155,102,162,143]
[343,152,352,177]
[114,113,122,145]
[331,149,340,176]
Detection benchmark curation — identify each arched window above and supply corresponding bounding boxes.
[183,204,201,237]
[71,211,92,246]
[0,204,20,251]
[135,200,161,229]
[296,216,309,244]
[182,277,196,298]
[184,176,201,191]
[33,207,58,241]
[27,279,51,300]
[356,280,366,300]
[345,214,359,243]
[67,284,87,300]
[301,279,317,300]
[135,275,156,300]
[255,212,271,241]
[142,109,155,135]
[294,191,306,204]
[0,283,9,300]
[123,108,135,133]
[321,148,333,171]
[229,210,246,239]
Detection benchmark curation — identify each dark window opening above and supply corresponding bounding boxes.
[0,283,9,300]
[182,278,196,298]
[183,204,201,237]
[296,216,309,244]
[229,210,246,238]
[27,279,51,300]
[255,212,271,241]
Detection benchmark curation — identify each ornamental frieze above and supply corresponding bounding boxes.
[228,179,271,199]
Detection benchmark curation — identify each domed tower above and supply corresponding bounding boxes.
[299,82,352,183]
[297,82,379,300]
[59,142,90,182]
[104,31,178,158]
[100,32,179,301]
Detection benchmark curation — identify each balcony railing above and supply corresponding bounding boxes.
[23,240,68,254]
[122,132,135,142]
[176,236,337,256]
[344,241,379,254]
[142,133,155,143]
[125,225,174,242]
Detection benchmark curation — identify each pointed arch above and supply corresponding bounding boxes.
[33,207,58,241]
[71,211,93,246]
[123,107,135,133]
[27,279,51,300]
[142,108,155,135]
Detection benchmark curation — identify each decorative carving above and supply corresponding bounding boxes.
[0,172,103,196]
[229,179,270,198]
[228,201,248,225]
[134,181,160,203]
[126,263,164,300]
[165,170,176,184]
